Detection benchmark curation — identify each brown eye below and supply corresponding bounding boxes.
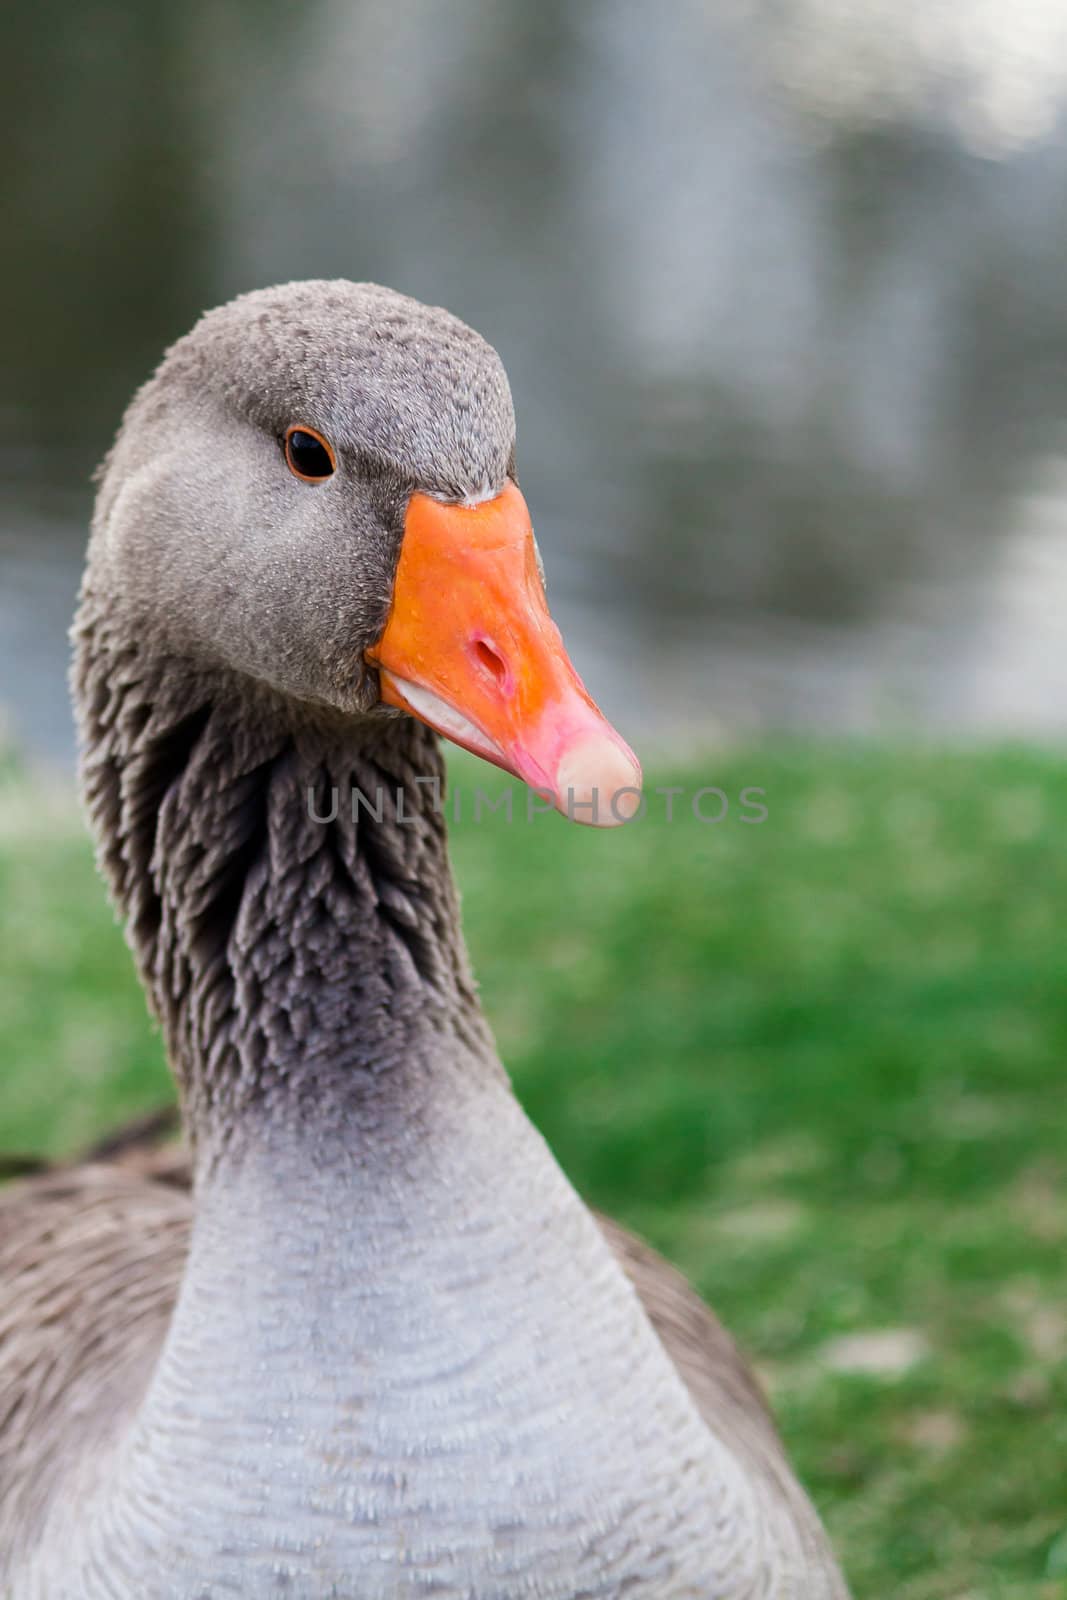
[284,424,336,482]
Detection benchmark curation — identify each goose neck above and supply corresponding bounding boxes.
[75,607,497,1160]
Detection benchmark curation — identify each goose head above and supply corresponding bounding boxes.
[89,279,641,824]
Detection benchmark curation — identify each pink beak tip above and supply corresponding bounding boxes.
[553,734,643,828]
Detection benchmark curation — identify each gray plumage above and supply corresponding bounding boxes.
[0,281,849,1598]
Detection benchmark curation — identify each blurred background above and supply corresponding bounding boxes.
[7,0,1067,759]
[3,4,1067,1596]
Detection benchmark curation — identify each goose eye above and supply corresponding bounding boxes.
[284,424,336,482]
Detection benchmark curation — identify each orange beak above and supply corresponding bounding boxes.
[365,481,642,827]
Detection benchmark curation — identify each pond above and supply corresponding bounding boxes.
[4,0,1067,764]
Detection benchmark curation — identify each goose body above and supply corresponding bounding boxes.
[0,282,848,1598]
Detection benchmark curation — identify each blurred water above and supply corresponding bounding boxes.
[3,0,1067,764]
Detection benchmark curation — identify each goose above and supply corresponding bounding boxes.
[0,281,849,1599]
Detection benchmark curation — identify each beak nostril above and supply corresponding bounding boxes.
[472,638,510,688]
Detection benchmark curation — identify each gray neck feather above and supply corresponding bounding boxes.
[74,582,496,1166]
[39,590,814,1597]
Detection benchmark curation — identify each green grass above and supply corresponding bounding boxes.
[3,742,1067,1598]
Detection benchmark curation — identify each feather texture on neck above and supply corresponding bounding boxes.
[74,585,496,1168]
